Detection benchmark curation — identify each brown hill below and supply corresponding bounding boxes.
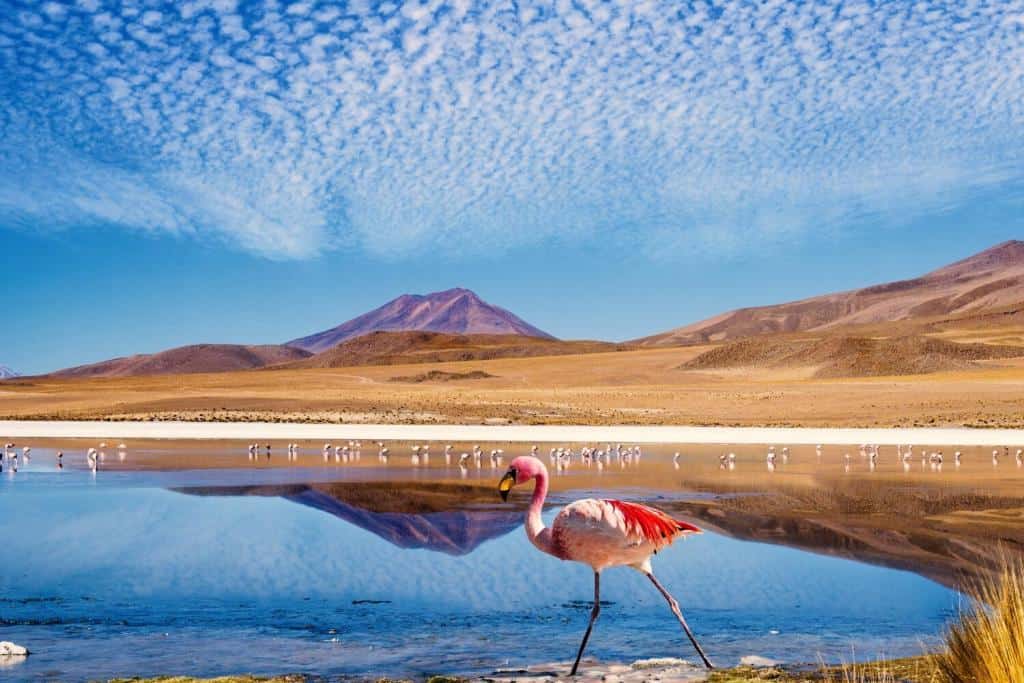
[638,240,1024,347]
[681,334,1024,378]
[281,330,630,369]
[288,287,554,353]
[49,344,312,379]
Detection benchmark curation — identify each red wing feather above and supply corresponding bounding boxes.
[607,499,701,545]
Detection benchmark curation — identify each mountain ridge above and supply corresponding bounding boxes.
[635,240,1024,347]
[279,330,628,370]
[48,344,312,379]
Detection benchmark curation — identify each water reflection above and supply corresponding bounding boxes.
[176,482,523,555]
[0,465,959,681]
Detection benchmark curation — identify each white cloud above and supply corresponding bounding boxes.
[0,0,1023,260]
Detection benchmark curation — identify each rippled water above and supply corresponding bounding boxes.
[0,445,959,681]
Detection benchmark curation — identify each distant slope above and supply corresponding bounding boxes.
[637,240,1024,347]
[681,334,1024,378]
[288,287,555,353]
[0,365,18,379]
[280,331,629,369]
[50,344,312,379]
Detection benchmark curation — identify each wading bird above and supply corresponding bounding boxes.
[498,456,712,674]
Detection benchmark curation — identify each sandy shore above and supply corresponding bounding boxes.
[2,419,1024,445]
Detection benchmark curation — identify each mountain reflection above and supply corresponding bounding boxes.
[174,482,523,555]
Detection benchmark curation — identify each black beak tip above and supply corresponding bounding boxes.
[499,488,510,502]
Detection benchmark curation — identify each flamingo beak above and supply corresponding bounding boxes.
[498,468,516,502]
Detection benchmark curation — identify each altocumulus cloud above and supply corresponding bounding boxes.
[0,0,1022,260]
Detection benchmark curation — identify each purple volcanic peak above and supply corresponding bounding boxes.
[289,287,555,353]
[0,365,18,379]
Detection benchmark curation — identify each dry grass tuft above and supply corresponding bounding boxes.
[935,556,1024,683]
[828,656,939,682]
[708,656,940,682]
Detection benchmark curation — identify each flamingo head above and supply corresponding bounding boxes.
[499,455,546,501]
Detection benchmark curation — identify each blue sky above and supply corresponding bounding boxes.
[2,0,1023,374]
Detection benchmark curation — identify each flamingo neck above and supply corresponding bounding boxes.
[525,469,555,556]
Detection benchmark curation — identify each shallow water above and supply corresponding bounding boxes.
[1,445,960,681]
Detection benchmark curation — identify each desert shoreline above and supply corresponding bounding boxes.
[3,419,1024,445]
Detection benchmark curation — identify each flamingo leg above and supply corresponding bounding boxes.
[569,571,601,676]
[645,572,714,669]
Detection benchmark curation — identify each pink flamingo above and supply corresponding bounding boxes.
[498,455,712,674]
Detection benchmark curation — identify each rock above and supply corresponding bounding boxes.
[0,641,29,657]
[739,655,780,668]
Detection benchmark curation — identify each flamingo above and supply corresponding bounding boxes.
[498,456,712,674]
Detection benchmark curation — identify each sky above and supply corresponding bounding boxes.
[2,0,1023,374]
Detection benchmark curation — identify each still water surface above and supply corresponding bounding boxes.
[0,446,958,681]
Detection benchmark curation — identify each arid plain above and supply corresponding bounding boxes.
[5,338,1024,427]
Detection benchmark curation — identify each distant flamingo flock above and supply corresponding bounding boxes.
[3,440,1024,478]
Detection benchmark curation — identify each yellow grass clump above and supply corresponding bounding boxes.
[935,556,1024,683]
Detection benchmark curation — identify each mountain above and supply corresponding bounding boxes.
[288,287,555,353]
[636,240,1024,347]
[280,330,628,369]
[49,344,311,379]
[0,365,18,379]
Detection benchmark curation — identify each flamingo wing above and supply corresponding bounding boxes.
[550,498,701,570]
[606,499,701,547]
